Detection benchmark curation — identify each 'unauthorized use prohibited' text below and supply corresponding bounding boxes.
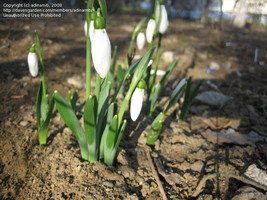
[2,3,92,18]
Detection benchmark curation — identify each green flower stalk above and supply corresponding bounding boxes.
[29,34,54,145]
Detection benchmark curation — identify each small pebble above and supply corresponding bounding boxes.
[20,121,29,127]
[102,181,114,188]
[209,61,220,70]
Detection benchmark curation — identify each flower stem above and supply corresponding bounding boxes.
[118,88,133,125]
[86,31,92,100]
[38,125,48,145]
[95,74,101,100]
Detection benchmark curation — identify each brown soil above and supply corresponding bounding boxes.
[0,14,267,200]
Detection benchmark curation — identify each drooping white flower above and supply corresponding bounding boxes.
[159,5,169,34]
[27,51,38,77]
[148,59,153,66]
[130,80,146,121]
[146,19,156,43]
[136,32,146,50]
[91,29,111,78]
[130,88,145,121]
[150,69,166,76]
[84,20,95,39]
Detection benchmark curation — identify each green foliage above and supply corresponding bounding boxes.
[146,78,187,145]
[148,60,178,115]
[31,0,203,166]
[54,47,155,165]
[179,78,204,122]
[33,33,54,145]
[146,112,165,145]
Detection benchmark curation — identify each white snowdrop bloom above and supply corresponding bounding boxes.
[27,52,38,77]
[150,69,166,76]
[91,29,111,78]
[84,20,95,39]
[148,59,153,66]
[146,19,156,43]
[136,32,146,50]
[159,5,169,34]
[130,88,145,121]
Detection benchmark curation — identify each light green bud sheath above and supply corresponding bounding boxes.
[137,79,146,89]
[159,0,166,5]
[29,44,36,53]
[94,9,106,29]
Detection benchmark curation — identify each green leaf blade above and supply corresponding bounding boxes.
[54,91,88,160]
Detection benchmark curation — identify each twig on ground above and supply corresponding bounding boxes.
[192,172,267,197]
[145,146,168,200]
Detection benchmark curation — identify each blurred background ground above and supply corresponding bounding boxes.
[0,0,267,199]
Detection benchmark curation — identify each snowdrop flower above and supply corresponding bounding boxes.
[136,32,146,50]
[130,80,146,121]
[158,4,169,34]
[91,12,111,78]
[150,69,166,76]
[146,18,156,43]
[148,59,153,66]
[27,45,38,77]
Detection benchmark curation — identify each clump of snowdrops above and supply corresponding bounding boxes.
[27,0,201,165]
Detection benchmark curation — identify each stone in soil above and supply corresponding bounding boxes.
[231,186,267,200]
[195,91,232,108]
[244,164,267,187]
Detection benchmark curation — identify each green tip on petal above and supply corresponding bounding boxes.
[137,79,146,89]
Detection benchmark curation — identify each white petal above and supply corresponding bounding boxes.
[27,52,38,77]
[84,21,87,36]
[136,32,146,50]
[146,19,156,43]
[150,69,166,76]
[148,59,153,66]
[84,20,95,39]
[130,88,145,121]
[91,29,111,78]
[159,5,169,34]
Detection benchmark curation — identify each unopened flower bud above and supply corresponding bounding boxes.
[136,32,146,50]
[146,19,156,43]
[27,46,38,77]
[130,80,146,121]
[159,5,169,34]
[91,12,111,78]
